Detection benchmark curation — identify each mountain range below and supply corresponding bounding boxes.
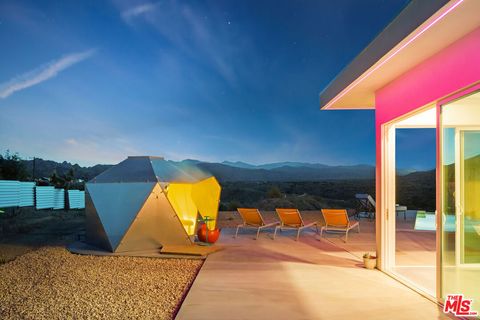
[23,159,111,181]
[18,157,430,182]
[198,162,375,181]
[221,161,330,170]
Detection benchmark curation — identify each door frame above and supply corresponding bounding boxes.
[436,82,480,303]
[378,82,480,305]
[380,121,396,271]
[380,104,437,301]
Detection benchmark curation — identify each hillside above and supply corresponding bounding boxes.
[22,159,112,181]
[222,161,330,170]
[2,156,436,210]
[219,169,436,211]
[19,158,377,182]
[15,158,436,183]
[198,162,375,181]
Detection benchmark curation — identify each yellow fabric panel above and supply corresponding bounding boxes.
[166,183,198,235]
[276,208,303,227]
[191,177,221,229]
[321,209,349,227]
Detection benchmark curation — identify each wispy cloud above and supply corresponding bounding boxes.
[0,49,96,99]
[116,1,254,87]
[121,3,156,20]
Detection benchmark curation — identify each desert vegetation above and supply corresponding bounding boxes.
[219,174,435,212]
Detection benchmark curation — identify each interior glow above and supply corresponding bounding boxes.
[394,106,436,128]
[166,177,221,235]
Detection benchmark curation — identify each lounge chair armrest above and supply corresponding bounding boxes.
[263,221,280,228]
[348,221,359,228]
[302,221,318,228]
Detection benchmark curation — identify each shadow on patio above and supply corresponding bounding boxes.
[176,221,449,320]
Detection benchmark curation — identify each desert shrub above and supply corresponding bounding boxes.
[266,186,282,198]
[219,176,434,212]
[227,200,242,211]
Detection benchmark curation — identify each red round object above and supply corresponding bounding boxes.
[197,224,220,243]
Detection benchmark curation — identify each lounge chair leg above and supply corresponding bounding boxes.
[255,228,261,240]
[273,226,278,240]
[296,229,301,241]
[319,228,323,240]
[345,230,349,243]
[357,224,361,233]
[315,224,319,234]
[234,226,240,238]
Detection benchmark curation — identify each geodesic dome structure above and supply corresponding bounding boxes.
[85,156,221,253]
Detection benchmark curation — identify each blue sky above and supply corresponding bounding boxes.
[0,0,429,168]
[396,129,436,171]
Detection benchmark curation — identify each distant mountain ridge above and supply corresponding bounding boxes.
[19,157,429,182]
[203,162,374,181]
[22,159,112,181]
[222,161,330,170]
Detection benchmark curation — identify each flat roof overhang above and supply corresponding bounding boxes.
[320,0,480,110]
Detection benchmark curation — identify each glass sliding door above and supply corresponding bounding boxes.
[460,130,480,264]
[394,128,436,295]
[440,90,480,312]
[381,105,437,297]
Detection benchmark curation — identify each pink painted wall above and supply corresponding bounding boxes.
[373,26,480,263]
[376,26,480,125]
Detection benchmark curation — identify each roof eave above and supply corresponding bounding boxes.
[319,0,449,110]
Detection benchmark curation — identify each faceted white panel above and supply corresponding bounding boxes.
[87,182,155,250]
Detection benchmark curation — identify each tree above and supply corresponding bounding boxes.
[266,185,282,198]
[62,168,75,189]
[50,171,66,188]
[0,150,28,180]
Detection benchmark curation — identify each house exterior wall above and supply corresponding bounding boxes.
[373,27,480,268]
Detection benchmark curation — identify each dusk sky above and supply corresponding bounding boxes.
[0,0,436,169]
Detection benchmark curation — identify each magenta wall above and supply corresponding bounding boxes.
[375,27,480,125]
[373,27,480,259]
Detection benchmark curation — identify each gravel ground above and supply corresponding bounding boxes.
[0,247,203,320]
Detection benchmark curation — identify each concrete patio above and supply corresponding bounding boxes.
[325,213,437,295]
[176,221,449,320]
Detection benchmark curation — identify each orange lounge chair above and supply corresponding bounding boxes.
[235,208,280,239]
[274,208,319,241]
[320,209,360,242]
